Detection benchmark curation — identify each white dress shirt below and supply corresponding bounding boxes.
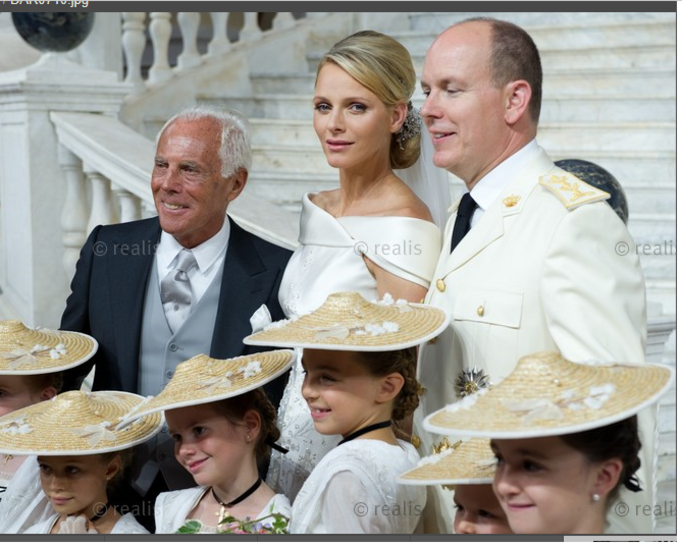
[155,216,230,303]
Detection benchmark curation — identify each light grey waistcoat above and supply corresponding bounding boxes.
[138,256,225,397]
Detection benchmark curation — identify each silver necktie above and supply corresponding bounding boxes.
[160,249,197,334]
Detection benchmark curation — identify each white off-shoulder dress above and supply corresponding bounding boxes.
[154,486,291,534]
[269,193,441,501]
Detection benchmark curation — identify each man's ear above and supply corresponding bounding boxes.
[504,79,532,124]
[376,372,405,404]
[226,168,248,204]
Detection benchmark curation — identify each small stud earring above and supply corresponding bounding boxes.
[592,493,601,502]
[246,435,251,442]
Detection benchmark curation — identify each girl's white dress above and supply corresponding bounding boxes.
[269,193,440,500]
[290,439,426,534]
[23,512,148,534]
[0,456,54,534]
[154,486,291,534]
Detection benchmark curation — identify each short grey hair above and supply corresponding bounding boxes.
[157,105,252,178]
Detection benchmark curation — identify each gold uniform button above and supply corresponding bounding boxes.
[436,279,446,292]
[477,305,485,317]
[411,435,422,449]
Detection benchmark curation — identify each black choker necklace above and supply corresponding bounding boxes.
[338,420,392,446]
[212,477,261,509]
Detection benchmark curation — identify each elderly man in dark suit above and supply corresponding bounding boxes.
[60,106,291,526]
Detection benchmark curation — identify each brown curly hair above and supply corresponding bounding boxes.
[212,388,281,466]
[355,347,420,422]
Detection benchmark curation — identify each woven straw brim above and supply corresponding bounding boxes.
[397,438,495,486]
[244,291,449,351]
[425,352,674,439]
[0,391,162,456]
[118,350,295,426]
[0,321,97,375]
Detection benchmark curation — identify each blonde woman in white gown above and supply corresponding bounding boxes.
[268,30,449,501]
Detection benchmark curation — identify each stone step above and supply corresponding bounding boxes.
[542,69,675,99]
[544,150,674,183]
[407,12,676,33]
[394,20,675,59]
[622,184,676,216]
[409,44,675,74]
[247,171,337,205]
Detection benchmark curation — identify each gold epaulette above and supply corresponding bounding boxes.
[539,172,610,210]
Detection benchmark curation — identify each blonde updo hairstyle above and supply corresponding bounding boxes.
[317,30,420,169]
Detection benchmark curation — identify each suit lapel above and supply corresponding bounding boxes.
[211,217,268,358]
[108,219,160,392]
[442,148,557,274]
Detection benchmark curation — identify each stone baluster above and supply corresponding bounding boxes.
[149,12,173,84]
[177,12,201,70]
[58,146,88,277]
[85,168,116,235]
[208,12,231,55]
[121,12,147,92]
[112,185,141,224]
[273,12,296,31]
[240,12,263,41]
[141,200,158,219]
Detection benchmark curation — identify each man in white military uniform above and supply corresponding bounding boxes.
[416,18,653,535]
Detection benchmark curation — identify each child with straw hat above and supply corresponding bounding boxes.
[118,349,295,534]
[244,291,450,533]
[0,320,97,533]
[0,389,162,534]
[422,351,674,535]
[398,437,512,534]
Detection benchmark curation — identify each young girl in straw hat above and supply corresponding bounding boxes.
[118,349,295,534]
[423,351,674,535]
[0,389,161,534]
[245,291,450,533]
[0,320,97,532]
[398,437,512,534]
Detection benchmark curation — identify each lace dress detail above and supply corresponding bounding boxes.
[290,439,425,534]
[270,193,441,501]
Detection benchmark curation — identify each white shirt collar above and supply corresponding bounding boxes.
[158,216,230,274]
[470,139,539,212]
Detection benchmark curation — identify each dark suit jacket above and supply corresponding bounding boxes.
[60,215,292,404]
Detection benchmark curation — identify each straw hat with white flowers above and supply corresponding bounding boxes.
[244,291,450,351]
[424,351,674,439]
[0,390,162,455]
[118,350,295,426]
[0,320,97,375]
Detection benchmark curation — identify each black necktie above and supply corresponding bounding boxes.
[450,193,478,251]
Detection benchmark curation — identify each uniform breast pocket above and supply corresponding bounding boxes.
[452,289,523,329]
